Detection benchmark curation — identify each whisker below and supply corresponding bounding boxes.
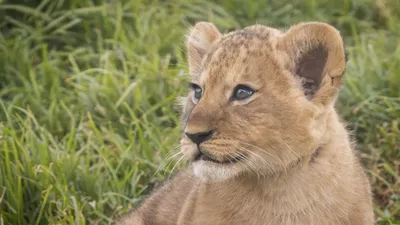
[165,146,183,161]
[168,154,187,178]
[236,147,266,178]
[161,152,182,175]
[154,144,182,177]
[247,150,279,178]
[230,141,288,178]
[240,142,283,163]
[230,144,261,178]
[281,140,300,158]
[236,151,261,179]
[240,142,290,174]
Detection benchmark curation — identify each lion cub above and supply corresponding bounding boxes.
[117,22,374,225]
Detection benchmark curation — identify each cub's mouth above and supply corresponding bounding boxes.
[194,149,243,164]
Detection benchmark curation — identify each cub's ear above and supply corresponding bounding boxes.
[277,22,346,106]
[187,22,221,78]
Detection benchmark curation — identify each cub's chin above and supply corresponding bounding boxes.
[190,151,245,182]
[181,140,247,181]
[192,160,243,181]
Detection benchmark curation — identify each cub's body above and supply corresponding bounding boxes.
[117,22,374,225]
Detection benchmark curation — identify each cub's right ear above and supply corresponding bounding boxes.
[187,22,221,78]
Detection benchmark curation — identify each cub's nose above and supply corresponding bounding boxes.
[185,130,214,145]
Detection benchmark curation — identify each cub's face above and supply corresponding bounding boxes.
[180,22,346,181]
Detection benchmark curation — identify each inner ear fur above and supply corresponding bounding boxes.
[187,22,221,77]
[278,22,346,105]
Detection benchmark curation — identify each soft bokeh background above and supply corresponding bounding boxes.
[0,0,399,224]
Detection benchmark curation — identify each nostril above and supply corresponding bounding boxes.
[185,130,214,145]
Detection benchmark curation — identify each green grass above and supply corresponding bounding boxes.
[0,0,399,224]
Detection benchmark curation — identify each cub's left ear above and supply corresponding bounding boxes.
[277,22,346,106]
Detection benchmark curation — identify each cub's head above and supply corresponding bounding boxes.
[179,22,347,181]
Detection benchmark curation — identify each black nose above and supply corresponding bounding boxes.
[185,130,214,145]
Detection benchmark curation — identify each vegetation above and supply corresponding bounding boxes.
[0,0,399,224]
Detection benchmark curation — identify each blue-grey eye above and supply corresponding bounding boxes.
[233,85,254,100]
[194,87,202,100]
[189,83,202,103]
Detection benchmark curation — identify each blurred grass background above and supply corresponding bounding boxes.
[0,0,399,224]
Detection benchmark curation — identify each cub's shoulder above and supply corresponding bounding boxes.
[116,168,196,225]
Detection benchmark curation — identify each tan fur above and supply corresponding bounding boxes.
[117,22,374,225]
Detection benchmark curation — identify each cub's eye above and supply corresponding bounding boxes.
[232,85,255,101]
[194,87,202,99]
[189,83,203,104]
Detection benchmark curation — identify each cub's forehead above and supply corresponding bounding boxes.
[212,25,279,59]
[199,25,282,85]
[222,25,280,46]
